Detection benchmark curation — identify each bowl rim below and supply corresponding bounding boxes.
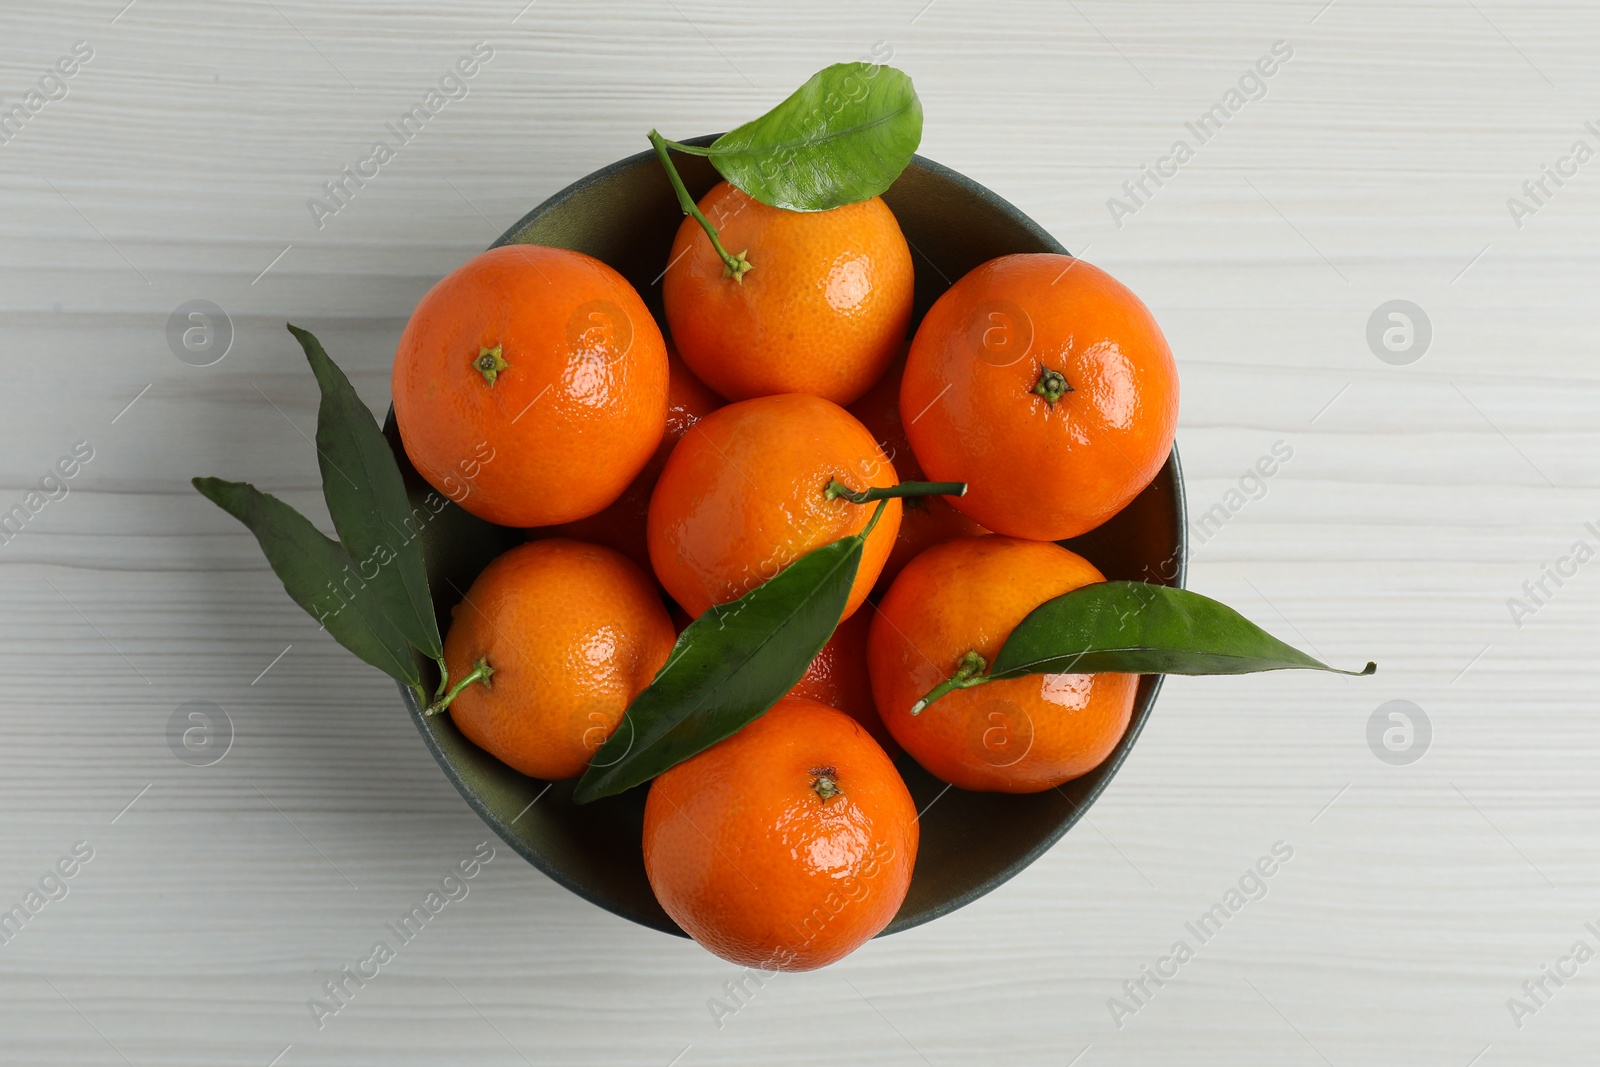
[399,141,1190,939]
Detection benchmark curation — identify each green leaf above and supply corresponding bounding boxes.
[572,504,885,803]
[990,581,1376,680]
[193,477,422,688]
[289,324,442,660]
[704,62,922,211]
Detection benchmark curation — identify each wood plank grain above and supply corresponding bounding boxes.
[2,0,1598,1062]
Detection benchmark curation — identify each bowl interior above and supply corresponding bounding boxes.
[390,143,1187,938]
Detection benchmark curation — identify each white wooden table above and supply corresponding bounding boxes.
[3,0,1596,1062]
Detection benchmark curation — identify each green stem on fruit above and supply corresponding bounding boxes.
[811,768,841,801]
[424,656,494,717]
[648,129,752,282]
[1032,366,1072,405]
[911,650,991,716]
[474,345,509,387]
[824,478,967,504]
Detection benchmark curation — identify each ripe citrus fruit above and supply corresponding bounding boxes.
[867,536,1137,793]
[541,344,722,572]
[900,254,1178,540]
[662,181,913,405]
[441,538,675,781]
[642,695,917,970]
[788,608,895,754]
[647,393,901,620]
[393,244,669,527]
[848,349,988,593]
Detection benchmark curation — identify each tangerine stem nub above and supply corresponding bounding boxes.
[1032,366,1071,405]
[425,656,494,717]
[721,249,753,282]
[475,345,509,386]
[648,128,754,283]
[910,649,990,716]
[811,768,841,801]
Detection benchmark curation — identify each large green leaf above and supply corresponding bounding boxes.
[572,505,885,803]
[991,582,1375,679]
[703,62,922,211]
[193,477,421,688]
[290,324,442,660]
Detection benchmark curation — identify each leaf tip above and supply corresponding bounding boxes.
[1360,661,1377,676]
[285,323,328,369]
[191,475,228,502]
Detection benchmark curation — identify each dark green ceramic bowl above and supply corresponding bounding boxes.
[390,139,1187,938]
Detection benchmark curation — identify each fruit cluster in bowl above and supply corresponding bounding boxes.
[195,63,1371,972]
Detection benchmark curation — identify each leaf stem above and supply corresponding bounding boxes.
[424,656,493,717]
[648,129,752,282]
[910,649,990,715]
[661,138,714,157]
[431,656,450,702]
[824,479,967,504]
[859,498,892,539]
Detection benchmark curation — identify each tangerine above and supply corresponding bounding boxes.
[647,393,900,620]
[867,535,1137,793]
[848,348,988,593]
[662,182,913,405]
[788,608,895,754]
[393,244,668,527]
[642,695,917,970]
[441,539,675,781]
[541,344,722,571]
[900,254,1178,540]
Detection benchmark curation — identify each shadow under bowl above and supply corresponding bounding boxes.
[388,139,1188,938]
